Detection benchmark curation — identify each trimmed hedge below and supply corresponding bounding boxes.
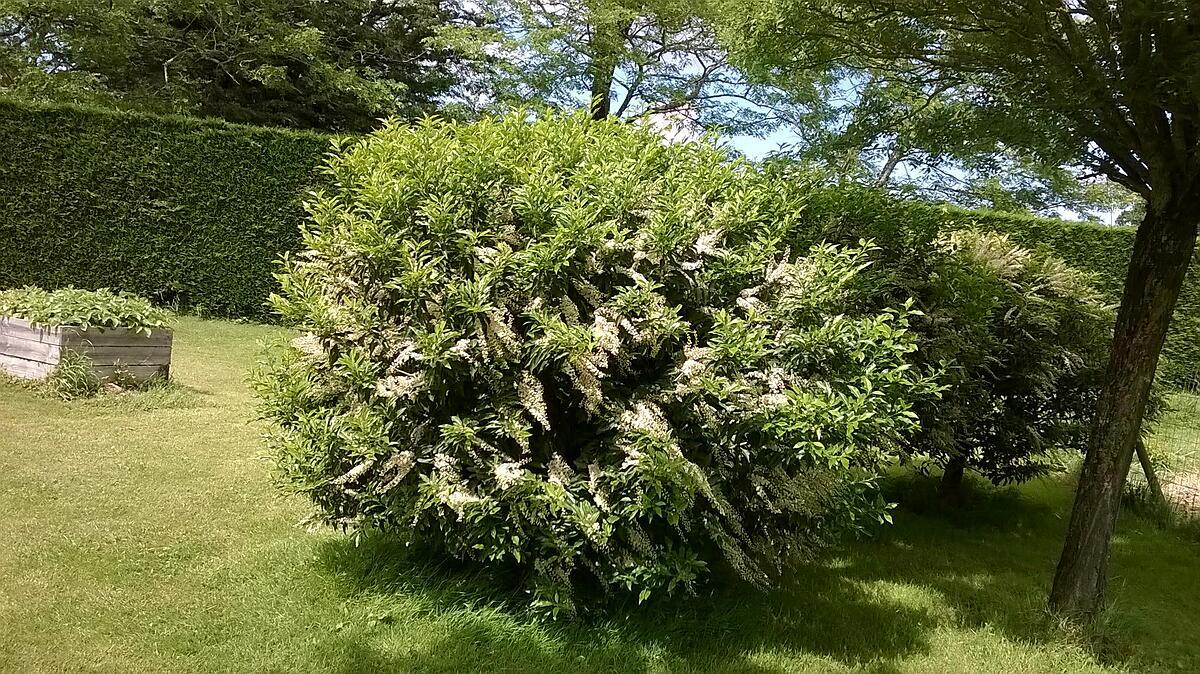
[0,99,329,318]
[0,100,1196,385]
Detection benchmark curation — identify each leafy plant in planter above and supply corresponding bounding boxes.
[253,112,941,615]
[0,286,173,385]
[0,287,171,335]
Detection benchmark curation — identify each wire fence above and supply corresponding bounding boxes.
[1128,391,1200,526]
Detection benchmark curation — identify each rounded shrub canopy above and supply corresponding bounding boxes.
[255,112,938,615]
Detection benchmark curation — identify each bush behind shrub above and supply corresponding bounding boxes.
[796,186,1200,390]
[913,230,1113,487]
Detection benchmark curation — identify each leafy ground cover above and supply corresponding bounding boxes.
[1,317,1197,673]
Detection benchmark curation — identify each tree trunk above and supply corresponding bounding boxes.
[938,454,967,506]
[587,18,631,120]
[1134,438,1166,506]
[1049,207,1199,619]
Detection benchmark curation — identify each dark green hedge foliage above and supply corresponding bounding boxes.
[799,187,1200,389]
[0,99,329,318]
[1,101,1195,385]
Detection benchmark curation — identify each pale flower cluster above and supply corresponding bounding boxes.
[591,311,621,355]
[493,461,525,490]
[387,341,422,371]
[379,451,416,493]
[547,454,575,486]
[587,462,610,512]
[621,401,667,433]
[433,452,460,481]
[291,333,324,360]
[486,310,520,360]
[694,229,723,256]
[375,372,424,399]
[333,457,376,486]
[443,489,482,519]
[518,372,551,429]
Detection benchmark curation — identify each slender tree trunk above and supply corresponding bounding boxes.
[587,17,632,120]
[1134,438,1166,509]
[939,454,967,506]
[589,57,617,120]
[1049,206,1199,618]
[874,146,907,187]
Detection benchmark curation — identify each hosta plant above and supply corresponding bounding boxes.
[0,286,170,334]
[253,112,939,616]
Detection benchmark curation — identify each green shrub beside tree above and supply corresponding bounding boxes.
[253,113,942,615]
[912,231,1112,499]
[784,184,1116,497]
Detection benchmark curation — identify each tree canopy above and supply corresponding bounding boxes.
[0,0,473,130]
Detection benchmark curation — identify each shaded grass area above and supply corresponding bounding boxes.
[1,317,1198,672]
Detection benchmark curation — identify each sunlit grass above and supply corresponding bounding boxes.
[1,317,1198,672]
[1148,392,1200,470]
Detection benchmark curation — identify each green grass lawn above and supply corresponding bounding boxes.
[1148,391,1200,471]
[2,317,1198,673]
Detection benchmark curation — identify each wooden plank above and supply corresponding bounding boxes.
[76,345,171,367]
[0,330,61,351]
[0,339,61,364]
[93,364,169,382]
[0,352,55,379]
[62,327,173,347]
[0,318,64,346]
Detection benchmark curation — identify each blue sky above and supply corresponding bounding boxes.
[727,129,803,160]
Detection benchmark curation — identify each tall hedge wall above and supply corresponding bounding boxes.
[0,99,329,318]
[0,100,1196,385]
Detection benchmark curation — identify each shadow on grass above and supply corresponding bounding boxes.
[310,535,938,672]
[304,473,1148,672]
[82,380,214,412]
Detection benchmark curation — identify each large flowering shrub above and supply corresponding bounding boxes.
[253,113,939,615]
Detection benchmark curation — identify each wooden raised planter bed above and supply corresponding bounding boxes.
[0,317,172,382]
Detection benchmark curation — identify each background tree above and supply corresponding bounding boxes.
[0,0,473,130]
[727,42,1129,217]
[449,0,806,135]
[721,0,1199,618]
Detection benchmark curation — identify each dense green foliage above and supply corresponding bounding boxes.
[0,99,327,318]
[253,113,941,615]
[796,187,1200,391]
[0,0,470,131]
[0,286,170,333]
[2,100,1196,385]
[912,231,1112,485]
